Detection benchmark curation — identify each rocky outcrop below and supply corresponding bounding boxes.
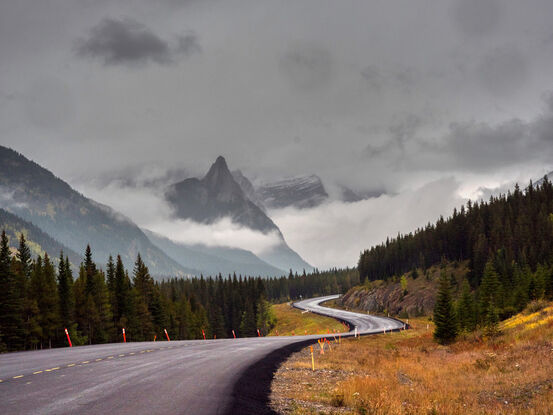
[339,262,469,317]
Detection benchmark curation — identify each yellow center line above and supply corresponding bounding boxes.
[33,371,43,375]
[118,354,125,357]
[95,358,102,361]
[0,379,3,383]
[45,367,60,372]
[13,375,24,379]
[82,361,89,364]
[107,356,114,359]
[140,350,145,353]
[129,352,135,355]
[146,350,153,352]
[67,363,75,367]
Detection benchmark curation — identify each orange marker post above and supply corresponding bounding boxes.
[310,346,315,371]
[164,328,170,341]
[122,328,126,343]
[154,335,157,342]
[64,328,72,347]
[202,329,206,340]
[257,329,261,337]
[232,330,236,339]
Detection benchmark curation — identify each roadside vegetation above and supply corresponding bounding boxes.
[269,303,346,336]
[271,300,553,414]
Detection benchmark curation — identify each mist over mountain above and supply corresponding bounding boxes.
[166,156,313,272]
[0,207,82,268]
[144,229,286,277]
[0,145,192,277]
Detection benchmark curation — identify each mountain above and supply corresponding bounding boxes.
[144,229,286,277]
[231,170,267,212]
[0,146,192,278]
[166,156,276,232]
[165,156,313,273]
[0,207,82,268]
[256,175,328,209]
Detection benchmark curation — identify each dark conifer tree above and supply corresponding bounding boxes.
[0,231,24,350]
[57,252,74,331]
[433,271,457,344]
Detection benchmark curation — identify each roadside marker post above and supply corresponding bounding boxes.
[232,330,236,339]
[64,328,72,347]
[164,328,171,341]
[154,335,157,342]
[202,330,206,340]
[326,339,332,352]
[122,328,126,343]
[257,329,261,337]
[354,327,358,338]
[310,346,315,371]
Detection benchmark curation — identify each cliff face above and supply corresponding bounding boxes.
[339,261,469,317]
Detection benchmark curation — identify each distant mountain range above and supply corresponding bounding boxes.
[0,146,313,278]
[0,146,191,277]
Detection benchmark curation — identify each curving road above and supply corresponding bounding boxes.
[0,295,404,415]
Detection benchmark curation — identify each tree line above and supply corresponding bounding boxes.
[357,178,553,343]
[0,235,279,352]
[0,230,359,352]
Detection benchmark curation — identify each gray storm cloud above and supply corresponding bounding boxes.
[75,17,200,66]
[2,0,553,267]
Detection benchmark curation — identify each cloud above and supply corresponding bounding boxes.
[270,178,465,269]
[279,42,333,92]
[148,217,282,255]
[451,0,502,37]
[75,17,200,66]
[476,46,528,97]
[76,179,281,255]
[364,94,553,176]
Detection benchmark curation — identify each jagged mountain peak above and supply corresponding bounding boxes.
[201,155,241,197]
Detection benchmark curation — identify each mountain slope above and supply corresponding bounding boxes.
[165,156,313,273]
[144,229,286,277]
[0,207,82,268]
[0,145,192,278]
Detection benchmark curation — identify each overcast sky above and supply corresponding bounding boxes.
[2,0,553,268]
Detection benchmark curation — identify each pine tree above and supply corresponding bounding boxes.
[57,252,74,331]
[456,279,476,332]
[484,298,500,338]
[113,255,132,338]
[39,254,59,348]
[433,271,457,344]
[0,231,24,350]
[84,245,95,295]
[479,259,502,317]
[15,233,39,350]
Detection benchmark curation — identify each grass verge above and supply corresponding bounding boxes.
[269,302,347,337]
[270,303,553,414]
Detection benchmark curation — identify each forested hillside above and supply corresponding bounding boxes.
[0,229,357,352]
[358,179,553,338]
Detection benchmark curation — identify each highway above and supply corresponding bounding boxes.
[0,295,404,415]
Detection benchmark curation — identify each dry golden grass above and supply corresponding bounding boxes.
[271,305,553,415]
[269,303,347,336]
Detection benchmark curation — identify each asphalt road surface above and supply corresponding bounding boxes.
[0,295,404,415]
